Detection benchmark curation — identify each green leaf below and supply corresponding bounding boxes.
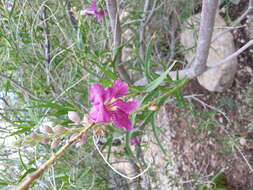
[174,87,186,108]
[26,102,63,109]
[144,36,155,81]
[125,131,139,163]
[151,114,167,155]
[18,168,37,183]
[143,61,176,92]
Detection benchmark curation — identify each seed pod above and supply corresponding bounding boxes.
[50,138,61,149]
[53,125,67,133]
[68,111,81,123]
[42,125,54,134]
[40,137,50,145]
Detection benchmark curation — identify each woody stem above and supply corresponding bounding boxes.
[17,123,96,190]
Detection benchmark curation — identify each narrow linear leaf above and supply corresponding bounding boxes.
[144,61,176,92]
[151,114,167,155]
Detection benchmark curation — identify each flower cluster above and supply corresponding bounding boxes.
[88,78,138,131]
[80,0,107,23]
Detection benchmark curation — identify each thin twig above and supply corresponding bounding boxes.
[105,0,132,83]
[42,5,51,85]
[168,38,253,80]
[212,0,253,42]
[93,135,151,181]
[0,74,39,100]
[139,0,158,61]
[17,124,95,190]
[209,39,253,68]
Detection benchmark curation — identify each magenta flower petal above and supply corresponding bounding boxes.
[88,84,106,104]
[111,109,132,131]
[95,10,107,22]
[88,78,138,131]
[90,0,97,10]
[96,10,107,16]
[80,0,106,22]
[107,78,128,99]
[114,99,138,114]
[88,104,110,123]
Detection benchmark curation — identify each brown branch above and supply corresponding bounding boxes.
[17,124,95,190]
[139,0,156,60]
[105,0,132,83]
[168,39,253,80]
[212,0,253,42]
[190,0,219,76]
[42,6,51,85]
[209,39,253,68]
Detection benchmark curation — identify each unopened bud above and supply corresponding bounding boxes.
[51,138,61,149]
[40,137,50,144]
[53,125,67,133]
[42,125,54,133]
[148,105,159,111]
[68,111,81,123]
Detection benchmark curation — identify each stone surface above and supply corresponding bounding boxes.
[140,107,181,190]
[180,14,238,92]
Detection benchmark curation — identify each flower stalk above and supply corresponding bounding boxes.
[17,123,97,190]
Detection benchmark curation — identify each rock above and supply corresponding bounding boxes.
[180,14,238,92]
[141,107,181,190]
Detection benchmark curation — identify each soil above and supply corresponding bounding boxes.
[162,1,253,189]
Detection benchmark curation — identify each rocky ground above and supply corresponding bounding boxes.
[140,1,253,190]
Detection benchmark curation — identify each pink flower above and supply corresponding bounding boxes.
[131,137,141,145]
[88,78,138,131]
[5,0,13,11]
[80,0,107,23]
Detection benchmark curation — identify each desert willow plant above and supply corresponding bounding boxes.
[16,77,188,190]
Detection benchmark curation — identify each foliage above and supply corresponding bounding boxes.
[0,0,242,189]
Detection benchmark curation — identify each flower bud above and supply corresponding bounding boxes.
[40,137,50,144]
[51,138,61,149]
[53,125,67,133]
[42,125,54,133]
[148,105,159,111]
[68,111,81,123]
